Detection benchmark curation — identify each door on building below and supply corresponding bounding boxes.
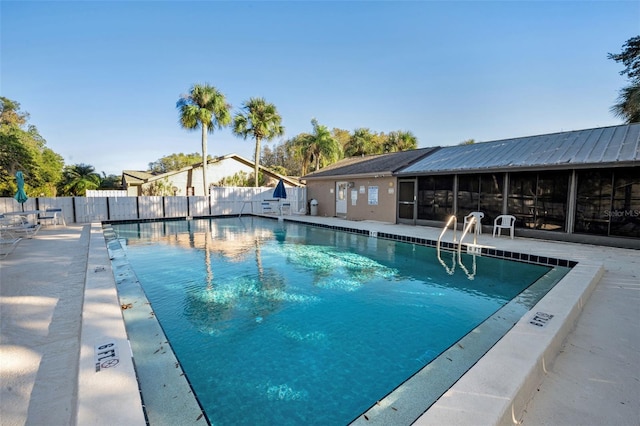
[398,179,416,224]
[336,181,348,217]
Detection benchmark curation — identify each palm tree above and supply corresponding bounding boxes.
[307,119,342,171]
[177,84,231,195]
[285,134,312,176]
[608,36,640,124]
[59,163,101,196]
[383,130,418,153]
[344,128,375,157]
[233,97,284,187]
[611,82,640,124]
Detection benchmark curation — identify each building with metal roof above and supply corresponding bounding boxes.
[395,124,639,247]
[303,124,639,247]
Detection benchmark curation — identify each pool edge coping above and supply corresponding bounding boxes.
[76,223,147,425]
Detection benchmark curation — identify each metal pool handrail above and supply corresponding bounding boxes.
[437,215,458,250]
[457,216,477,256]
[436,216,458,275]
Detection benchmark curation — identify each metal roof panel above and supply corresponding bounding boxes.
[398,124,640,175]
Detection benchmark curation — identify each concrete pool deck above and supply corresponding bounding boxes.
[0,218,638,425]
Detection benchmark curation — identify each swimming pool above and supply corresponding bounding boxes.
[107,217,569,425]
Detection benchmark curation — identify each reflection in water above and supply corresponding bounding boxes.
[279,244,398,291]
[204,230,213,290]
[457,250,477,279]
[175,219,403,334]
[437,245,477,279]
[437,249,456,275]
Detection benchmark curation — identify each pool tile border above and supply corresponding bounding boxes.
[288,220,577,268]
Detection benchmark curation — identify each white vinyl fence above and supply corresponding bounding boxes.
[0,187,307,224]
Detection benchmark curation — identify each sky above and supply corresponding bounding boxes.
[2,1,639,176]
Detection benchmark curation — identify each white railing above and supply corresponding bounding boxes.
[0,186,307,224]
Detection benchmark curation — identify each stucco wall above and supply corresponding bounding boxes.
[306,176,398,223]
[307,183,337,217]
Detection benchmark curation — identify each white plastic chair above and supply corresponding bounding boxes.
[493,214,516,239]
[463,211,484,235]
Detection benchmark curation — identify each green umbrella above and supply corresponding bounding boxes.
[14,171,28,211]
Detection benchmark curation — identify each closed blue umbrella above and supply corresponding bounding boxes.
[273,179,287,200]
[273,179,288,217]
[14,171,28,211]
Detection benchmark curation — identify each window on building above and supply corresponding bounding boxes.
[575,170,612,235]
[456,175,479,221]
[417,175,453,221]
[479,174,504,225]
[535,172,568,231]
[508,172,536,228]
[610,168,640,238]
[509,171,568,231]
[457,173,504,225]
[576,168,640,237]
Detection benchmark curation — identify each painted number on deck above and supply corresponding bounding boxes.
[95,340,120,372]
[529,311,554,328]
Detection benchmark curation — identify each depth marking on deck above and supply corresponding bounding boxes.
[95,340,120,372]
[529,311,554,328]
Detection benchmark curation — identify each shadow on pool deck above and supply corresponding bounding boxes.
[0,218,638,425]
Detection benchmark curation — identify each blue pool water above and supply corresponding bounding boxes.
[111,217,553,425]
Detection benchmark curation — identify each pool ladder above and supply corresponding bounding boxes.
[437,215,478,279]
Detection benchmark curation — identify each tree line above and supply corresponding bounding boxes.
[0,97,122,197]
